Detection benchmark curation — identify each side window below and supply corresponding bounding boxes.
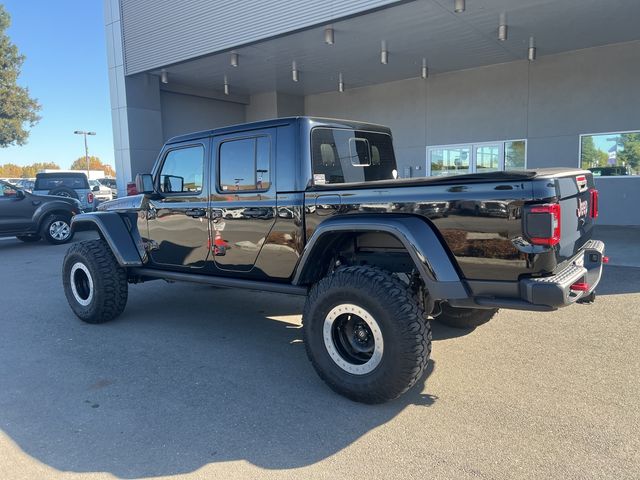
[159,145,204,194]
[219,136,271,192]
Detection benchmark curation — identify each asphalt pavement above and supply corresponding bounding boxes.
[0,233,638,480]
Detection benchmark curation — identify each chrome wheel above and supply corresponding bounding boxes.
[70,262,94,306]
[323,304,384,375]
[49,220,71,241]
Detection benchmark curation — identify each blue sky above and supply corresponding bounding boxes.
[0,0,114,170]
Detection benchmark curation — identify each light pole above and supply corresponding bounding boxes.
[74,130,96,178]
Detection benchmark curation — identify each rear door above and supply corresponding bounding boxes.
[209,128,277,273]
[146,142,210,269]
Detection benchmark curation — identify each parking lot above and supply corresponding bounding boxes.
[1,232,639,480]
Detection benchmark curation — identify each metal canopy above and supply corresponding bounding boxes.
[149,0,640,96]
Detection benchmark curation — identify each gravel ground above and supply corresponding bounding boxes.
[0,233,638,480]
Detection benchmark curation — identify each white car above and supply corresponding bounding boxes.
[89,180,113,203]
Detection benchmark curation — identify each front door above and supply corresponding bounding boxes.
[0,182,35,235]
[209,129,277,273]
[147,142,210,269]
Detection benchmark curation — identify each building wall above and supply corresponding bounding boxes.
[305,40,640,225]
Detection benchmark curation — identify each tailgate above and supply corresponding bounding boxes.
[529,170,598,268]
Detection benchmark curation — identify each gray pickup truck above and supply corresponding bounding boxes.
[62,117,605,403]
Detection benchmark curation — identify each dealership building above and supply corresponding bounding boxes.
[103,0,640,224]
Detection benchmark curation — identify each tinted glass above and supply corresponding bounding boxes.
[35,175,89,190]
[219,137,271,192]
[430,146,471,177]
[581,132,640,176]
[505,140,526,169]
[311,128,396,184]
[159,146,204,193]
[475,145,500,172]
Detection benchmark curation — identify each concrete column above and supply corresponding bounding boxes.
[246,91,304,122]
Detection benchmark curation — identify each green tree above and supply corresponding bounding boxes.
[70,156,116,177]
[0,162,22,177]
[21,161,59,178]
[617,133,640,173]
[0,5,41,147]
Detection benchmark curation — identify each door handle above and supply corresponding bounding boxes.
[185,208,206,218]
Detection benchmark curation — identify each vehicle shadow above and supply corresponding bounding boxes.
[1,281,441,478]
[595,265,640,295]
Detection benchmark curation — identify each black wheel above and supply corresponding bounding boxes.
[62,239,128,323]
[16,234,41,242]
[41,214,74,244]
[48,186,78,199]
[434,303,498,329]
[303,266,431,404]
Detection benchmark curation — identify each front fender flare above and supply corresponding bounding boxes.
[72,212,145,267]
[293,215,468,301]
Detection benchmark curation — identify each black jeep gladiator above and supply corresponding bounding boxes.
[62,117,605,403]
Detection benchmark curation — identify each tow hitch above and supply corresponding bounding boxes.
[576,291,596,304]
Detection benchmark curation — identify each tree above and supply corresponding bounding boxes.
[617,133,640,173]
[0,5,41,148]
[21,161,59,178]
[0,162,22,177]
[70,156,116,177]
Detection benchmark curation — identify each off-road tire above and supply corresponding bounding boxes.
[62,239,128,324]
[49,186,78,199]
[303,265,431,404]
[435,303,498,329]
[16,234,41,242]
[41,214,74,245]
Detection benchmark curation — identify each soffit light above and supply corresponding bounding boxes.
[421,58,429,79]
[498,13,508,41]
[324,27,334,45]
[338,73,344,92]
[160,69,168,84]
[528,36,536,61]
[381,40,388,65]
[230,52,239,67]
[454,0,465,13]
[224,75,229,95]
[292,61,299,82]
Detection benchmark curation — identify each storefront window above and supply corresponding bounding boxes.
[580,132,640,176]
[427,140,526,177]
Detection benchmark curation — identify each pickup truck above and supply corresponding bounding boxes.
[62,117,605,404]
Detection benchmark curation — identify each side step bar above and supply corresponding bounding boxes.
[129,268,309,296]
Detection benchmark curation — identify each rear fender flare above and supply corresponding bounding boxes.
[71,212,145,266]
[293,215,468,300]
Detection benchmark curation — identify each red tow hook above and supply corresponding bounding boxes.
[602,256,610,264]
[570,282,590,292]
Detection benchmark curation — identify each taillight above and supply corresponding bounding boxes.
[526,203,561,246]
[87,192,94,203]
[589,188,599,219]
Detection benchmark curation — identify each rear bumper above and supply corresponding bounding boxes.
[520,240,605,308]
[451,240,605,312]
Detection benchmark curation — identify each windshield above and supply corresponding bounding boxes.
[311,128,397,185]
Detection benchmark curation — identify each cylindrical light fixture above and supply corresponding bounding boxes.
[224,75,230,95]
[498,13,508,41]
[380,40,388,65]
[160,69,168,84]
[338,73,344,93]
[421,58,429,79]
[292,61,299,82]
[324,27,334,45]
[454,0,465,13]
[528,36,536,61]
[230,52,239,67]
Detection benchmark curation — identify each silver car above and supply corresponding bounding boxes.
[32,172,95,211]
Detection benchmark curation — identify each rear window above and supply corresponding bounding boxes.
[311,128,397,185]
[35,174,89,190]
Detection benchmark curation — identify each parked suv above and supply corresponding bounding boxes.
[98,178,118,199]
[0,179,80,244]
[63,117,605,404]
[89,180,113,203]
[32,172,95,211]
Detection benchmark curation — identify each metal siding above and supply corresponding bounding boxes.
[121,0,403,74]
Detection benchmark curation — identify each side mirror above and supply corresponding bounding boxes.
[92,185,100,192]
[135,173,155,194]
[15,189,25,199]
